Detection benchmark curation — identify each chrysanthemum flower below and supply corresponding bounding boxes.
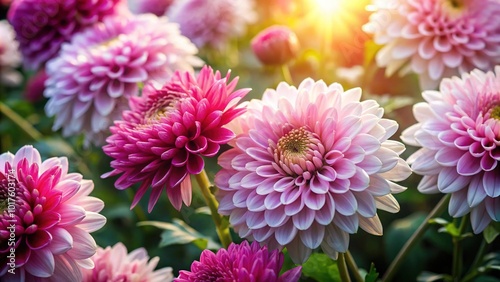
[363,0,500,90]
[128,0,174,16]
[81,242,173,282]
[102,66,250,212]
[7,0,127,71]
[44,14,202,146]
[0,145,106,281]
[401,67,500,233]
[166,0,257,50]
[175,241,302,282]
[0,20,22,86]
[215,79,411,263]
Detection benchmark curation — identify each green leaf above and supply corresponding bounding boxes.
[438,223,460,237]
[483,222,500,244]
[365,263,379,282]
[417,271,447,282]
[138,219,221,250]
[429,218,449,226]
[301,253,340,282]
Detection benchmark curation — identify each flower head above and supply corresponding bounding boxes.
[215,79,411,263]
[166,0,257,50]
[0,145,106,281]
[7,0,127,70]
[251,25,300,66]
[175,241,302,282]
[363,0,500,90]
[0,20,22,86]
[44,14,202,146]
[102,66,250,212]
[402,67,500,233]
[128,0,174,15]
[81,242,173,282]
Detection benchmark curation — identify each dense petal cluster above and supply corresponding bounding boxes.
[44,14,202,146]
[166,0,257,50]
[215,79,411,263]
[102,66,250,212]
[81,242,173,282]
[175,241,301,282]
[0,146,106,281]
[7,0,127,70]
[363,0,500,90]
[401,67,500,233]
[0,20,22,86]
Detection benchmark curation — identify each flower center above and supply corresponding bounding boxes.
[143,96,178,124]
[277,127,310,159]
[274,127,325,177]
[490,105,500,120]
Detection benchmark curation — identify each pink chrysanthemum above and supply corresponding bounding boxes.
[166,0,257,50]
[102,66,250,212]
[363,0,500,90]
[128,0,174,16]
[175,241,302,282]
[401,67,500,233]
[0,145,106,281]
[0,20,22,86]
[215,79,411,263]
[81,242,173,282]
[44,14,202,146]
[7,0,127,70]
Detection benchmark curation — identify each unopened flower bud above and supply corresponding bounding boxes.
[251,25,299,65]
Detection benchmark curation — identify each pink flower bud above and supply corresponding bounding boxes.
[251,25,300,65]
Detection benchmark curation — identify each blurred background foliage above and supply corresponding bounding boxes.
[1,0,498,280]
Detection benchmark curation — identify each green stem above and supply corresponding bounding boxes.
[452,215,469,281]
[126,188,148,222]
[338,253,352,282]
[0,101,43,140]
[195,169,232,248]
[383,194,451,282]
[346,251,364,282]
[461,239,488,282]
[280,64,294,85]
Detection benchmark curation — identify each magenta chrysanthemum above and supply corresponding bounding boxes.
[7,0,127,70]
[215,79,411,263]
[166,0,257,50]
[175,241,302,282]
[0,20,22,86]
[44,14,202,146]
[0,145,106,281]
[81,242,173,282]
[401,67,500,233]
[363,0,500,90]
[102,66,250,212]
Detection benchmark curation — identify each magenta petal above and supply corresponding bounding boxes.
[27,230,52,250]
[186,154,204,174]
[457,153,481,175]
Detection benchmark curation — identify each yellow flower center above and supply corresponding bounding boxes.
[490,105,500,120]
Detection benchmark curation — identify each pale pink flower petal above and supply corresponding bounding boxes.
[216,79,411,263]
[81,242,173,282]
[364,0,500,90]
[44,14,202,146]
[402,66,500,233]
